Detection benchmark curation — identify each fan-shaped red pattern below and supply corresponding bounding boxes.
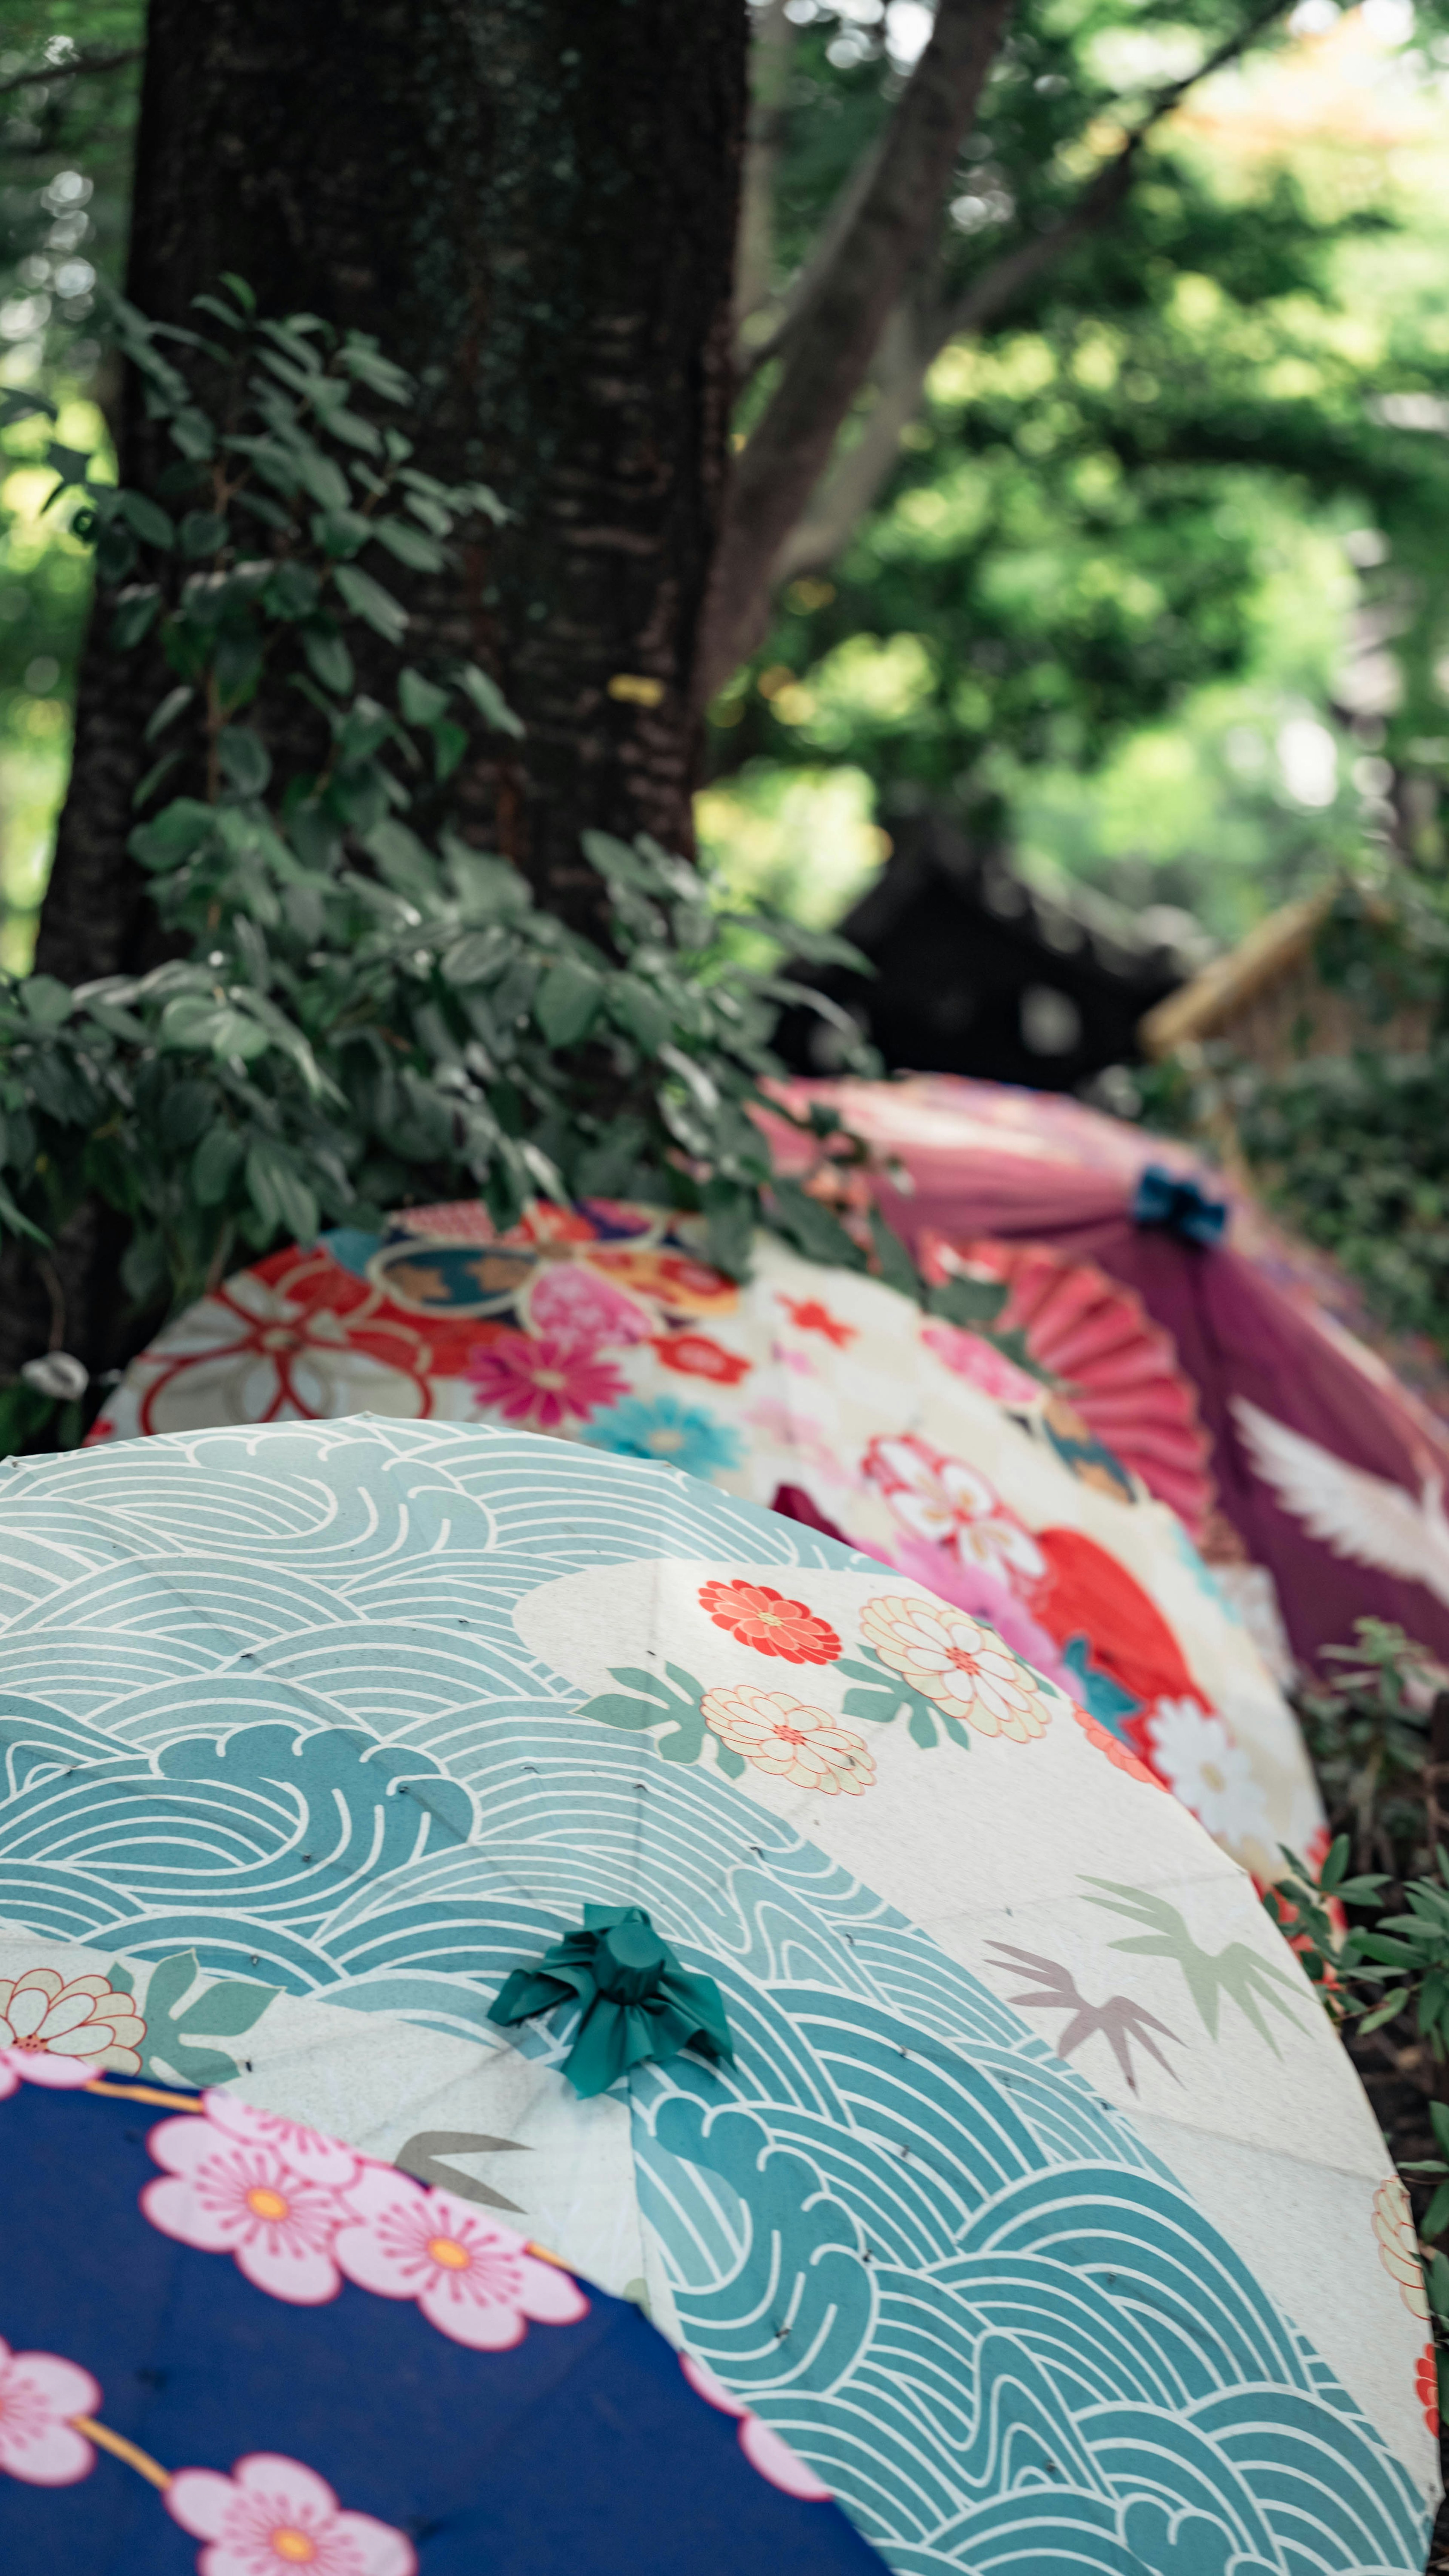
[958,1237,1217,1540]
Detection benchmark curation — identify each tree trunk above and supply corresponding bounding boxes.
[38,0,747,984]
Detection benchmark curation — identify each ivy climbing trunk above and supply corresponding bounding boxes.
[38,0,748,989]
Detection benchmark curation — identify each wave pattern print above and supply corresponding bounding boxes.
[0,1418,1429,2576]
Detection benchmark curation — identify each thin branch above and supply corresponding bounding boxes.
[739,122,888,381]
[777,0,1296,584]
[698,0,1017,704]
[0,46,143,103]
[734,0,797,346]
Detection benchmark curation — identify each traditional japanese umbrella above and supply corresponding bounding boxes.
[0,1417,1434,2576]
[86,1199,1320,1883]
[762,1072,1449,1680]
[0,2058,876,2572]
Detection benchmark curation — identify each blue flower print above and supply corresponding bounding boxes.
[584,1395,742,1482]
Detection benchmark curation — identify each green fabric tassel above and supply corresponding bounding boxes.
[488,1903,734,2099]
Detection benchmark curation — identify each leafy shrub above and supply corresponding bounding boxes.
[1140,881,1449,1363]
[0,280,877,1407]
[1264,1619,1449,2402]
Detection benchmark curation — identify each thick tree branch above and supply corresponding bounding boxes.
[781,143,1142,576]
[759,0,1296,607]
[697,0,1016,703]
[0,47,142,102]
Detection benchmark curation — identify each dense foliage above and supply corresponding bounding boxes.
[710,2,1449,939]
[1141,879,1449,1360]
[0,282,875,1440]
[1265,1618,1449,2407]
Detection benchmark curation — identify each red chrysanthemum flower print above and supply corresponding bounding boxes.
[465,1330,628,1430]
[1417,2343,1440,2438]
[778,1296,856,1349]
[652,1333,752,1387]
[697,1579,841,1664]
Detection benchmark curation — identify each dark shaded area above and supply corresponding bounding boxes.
[40,0,746,990]
[12,0,746,1390]
[772,809,1185,1090]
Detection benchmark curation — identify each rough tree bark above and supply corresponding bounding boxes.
[38,0,748,988]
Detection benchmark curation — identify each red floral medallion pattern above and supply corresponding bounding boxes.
[697,1579,841,1666]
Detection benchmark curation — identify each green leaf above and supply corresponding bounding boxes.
[246,1139,318,1242]
[117,490,177,550]
[20,975,74,1031]
[868,1206,922,1304]
[292,450,352,511]
[1423,2181,1449,2242]
[1319,1835,1351,1893]
[373,515,445,571]
[218,728,273,798]
[0,1176,49,1247]
[927,1273,1009,1330]
[771,1179,867,1272]
[362,816,438,900]
[301,623,355,696]
[179,509,228,557]
[128,799,217,872]
[432,719,468,782]
[334,562,408,647]
[157,1080,214,1150]
[455,662,524,738]
[1357,1991,1411,2032]
[192,1123,244,1206]
[398,668,451,729]
[701,1181,755,1280]
[609,976,671,1054]
[266,561,320,619]
[311,506,373,558]
[159,995,270,1060]
[109,585,162,651]
[132,751,182,812]
[169,408,217,463]
[535,957,605,1047]
[145,684,195,746]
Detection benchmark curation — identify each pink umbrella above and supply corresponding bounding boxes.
[766,1073,1449,1679]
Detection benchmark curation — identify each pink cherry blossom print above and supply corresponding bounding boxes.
[920,1320,1041,1407]
[331,2167,588,2350]
[464,1329,629,1429]
[525,1262,654,1350]
[199,2091,362,2190]
[678,2353,833,2500]
[0,2045,99,2099]
[165,2451,416,2576]
[862,1434,1045,1586]
[142,2116,354,2305]
[0,1967,147,2074]
[0,2340,100,2486]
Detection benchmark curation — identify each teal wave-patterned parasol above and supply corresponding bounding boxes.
[0,1414,1434,2576]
